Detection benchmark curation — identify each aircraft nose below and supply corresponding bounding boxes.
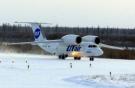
[98,48,103,56]
[86,48,103,56]
[92,48,103,56]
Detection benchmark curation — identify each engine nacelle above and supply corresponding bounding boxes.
[62,34,82,44]
[82,35,100,44]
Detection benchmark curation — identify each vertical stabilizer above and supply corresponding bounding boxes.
[30,23,47,42]
[15,22,48,42]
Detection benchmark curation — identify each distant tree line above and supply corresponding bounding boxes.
[0,23,134,59]
[44,26,135,47]
[0,23,134,46]
[0,24,33,42]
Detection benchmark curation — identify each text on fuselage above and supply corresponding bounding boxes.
[66,45,81,51]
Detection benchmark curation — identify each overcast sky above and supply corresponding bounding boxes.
[0,0,135,28]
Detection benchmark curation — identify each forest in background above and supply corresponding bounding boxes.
[0,23,135,59]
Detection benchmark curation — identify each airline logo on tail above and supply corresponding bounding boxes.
[34,28,41,39]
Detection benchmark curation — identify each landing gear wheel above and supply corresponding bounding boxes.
[58,54,67,60]
[58,55,62,59]
[61,55,65,60]
[74,57,81,60]
[89,57,94,61]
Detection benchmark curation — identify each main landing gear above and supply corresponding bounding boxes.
[74,57,81,60]
[58,54,68,60]
[89,57,94,61]
[58,54,81,60]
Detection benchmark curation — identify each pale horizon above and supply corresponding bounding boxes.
[0,0,135,28]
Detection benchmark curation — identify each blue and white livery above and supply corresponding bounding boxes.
[13,22,124,61]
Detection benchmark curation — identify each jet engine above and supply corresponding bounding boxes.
[82,35,100,44]
[62,34,82,44]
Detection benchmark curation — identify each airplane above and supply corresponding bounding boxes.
[5,22,125,61]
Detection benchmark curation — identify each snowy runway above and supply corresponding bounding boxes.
[0,53,134,88]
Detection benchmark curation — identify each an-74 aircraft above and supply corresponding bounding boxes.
[6,22,124,61]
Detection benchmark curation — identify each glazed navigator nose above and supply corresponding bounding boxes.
[98,48,103,56]
[92,48,103,56]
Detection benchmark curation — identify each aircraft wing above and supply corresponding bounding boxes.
[2,40,63,46]
[2,42,37,45]
[99,43,125,50]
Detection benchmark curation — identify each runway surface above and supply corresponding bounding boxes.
[0,53,134,88]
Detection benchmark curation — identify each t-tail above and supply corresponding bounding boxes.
[31,23,46,42]
[15,22,50,42]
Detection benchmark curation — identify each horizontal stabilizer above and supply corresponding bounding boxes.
[14,21,52,25]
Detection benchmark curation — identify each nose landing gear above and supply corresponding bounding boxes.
[89,57,94,61]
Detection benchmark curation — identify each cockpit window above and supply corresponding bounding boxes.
[88,45,97,48]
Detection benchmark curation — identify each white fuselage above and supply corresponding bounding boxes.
[14,22,123,59]
[37,41,103,57]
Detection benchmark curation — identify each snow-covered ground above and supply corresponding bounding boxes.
[0,53,134,88]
